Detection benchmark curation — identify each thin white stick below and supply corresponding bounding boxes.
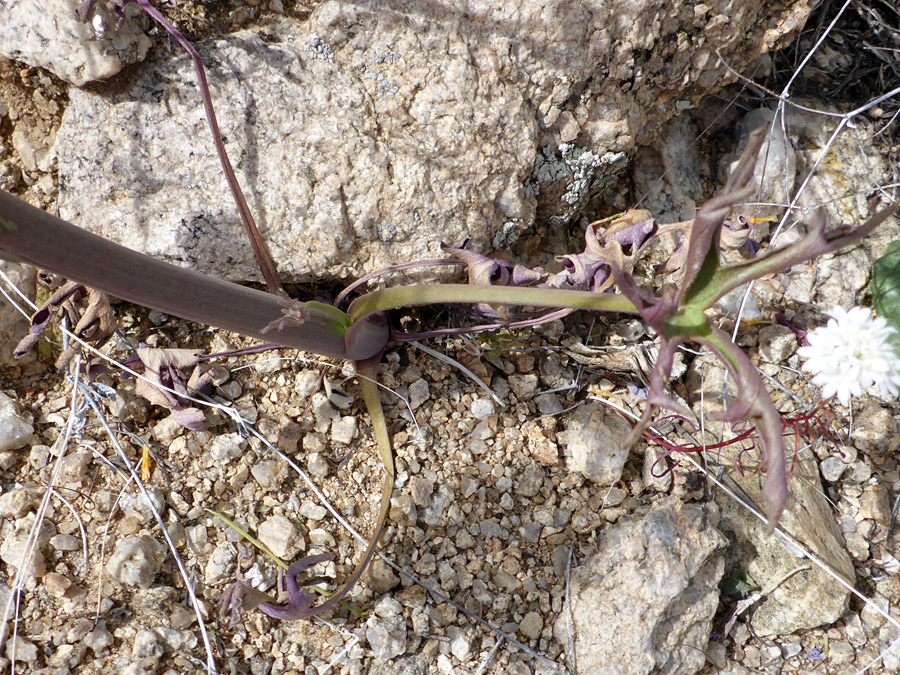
[318,628,363,675]
[411,340,506,408]
[77,380,219,674]
[474,636,505,675]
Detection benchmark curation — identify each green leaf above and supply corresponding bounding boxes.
[872,240,900,355]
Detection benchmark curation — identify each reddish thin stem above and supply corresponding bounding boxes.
[129,0,285,296]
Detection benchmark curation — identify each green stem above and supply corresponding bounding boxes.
[348,284,639,324]
[696,321,742,371]
[298,357,395,616]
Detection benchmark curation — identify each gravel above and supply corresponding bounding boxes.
[1,11,899,675]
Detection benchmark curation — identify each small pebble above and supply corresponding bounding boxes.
[218,380,243,400]
[643,444,673,492]
[374,596,403,617]
[508,374,538,400]
[147,310,168,326]
[389,494,417,524]
[50,534,80,552]
[254,355,283,374]
[106,536,165,588]
[366,557,399,594]
[205,544,236,584]
[185,524,208,553]
[471,397,495,420]
[258,515,302,559]
[565,403,631,484]
[120,487,167,523]
[84,627,114,654]
[408,378,430,410]
[820,456,847,482]
[1,513,52,577]
[515,463,545,497]
[0,487,40,518]
[366,615,407,659]
[5,637,38,662]
[0,393,34,451]
[409,476,433,507]
[448,626,472,660]
[848,461,873,483]
[132,629,165,659]
[209,432,246,460]
[154,626,195,651]
[331,416,357,444]
[307,451,330,477]
[519,611,543,639]
[294,370,320,396]
[250,459,288,490]
[205,365,230,386]
[298,500,328,521]
[43,572,74,598]
[706,641,727,669]
[151,415,182,444]
[780,642,802,659]
[828,641,855,665]
[308,528,335,547]
[58,449,92,486]
[859,484,890,525]
[757,324,797,363]
[535,393,563,415]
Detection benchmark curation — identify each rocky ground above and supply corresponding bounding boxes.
[1,1,900,675]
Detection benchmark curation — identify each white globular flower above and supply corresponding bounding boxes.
[797,306,900,405]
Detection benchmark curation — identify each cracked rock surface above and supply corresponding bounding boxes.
[56,0,815,283]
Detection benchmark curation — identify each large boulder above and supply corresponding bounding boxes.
[56,0,816,283]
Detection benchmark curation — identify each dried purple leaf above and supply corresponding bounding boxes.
[15,281,115,368]
[550,210,657,292]
[132,347,209,430]
[219,554,334,626]
[678,127,768,303]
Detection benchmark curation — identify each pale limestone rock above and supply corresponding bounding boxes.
[0,512,55,578]
[105,536,166,588]
[56,0,815,283]
[564,402,632,484]
[0,392,33,451]
[257,514,303,559]
[716,454,854,636]
[0,0,151,86]
[554,500,725,675]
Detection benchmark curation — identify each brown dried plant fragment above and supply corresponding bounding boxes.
[133,347,212,431]
[15,280,115,368]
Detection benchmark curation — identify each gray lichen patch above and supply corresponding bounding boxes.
[526,143,629,225]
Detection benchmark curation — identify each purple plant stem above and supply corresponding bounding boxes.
[0,189,385,360]
[774,311,809,345]
[123,0,285,296]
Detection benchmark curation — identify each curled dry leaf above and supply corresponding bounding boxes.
[219,554,334,626]
[14,280,115,368]
[549,209,656,291]
[133,347,212,431]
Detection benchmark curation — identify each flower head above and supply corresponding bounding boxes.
[797,306,900,405]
